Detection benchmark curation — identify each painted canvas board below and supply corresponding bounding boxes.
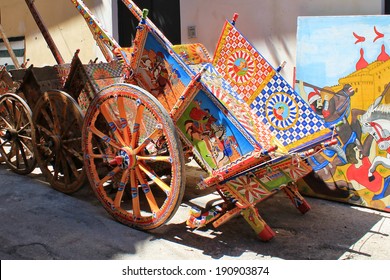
[296,15,390,212]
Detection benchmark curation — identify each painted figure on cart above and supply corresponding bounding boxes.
[178,93,249,169]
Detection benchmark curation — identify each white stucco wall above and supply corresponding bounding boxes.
[180,0,384,83]
[0,0,114,66]
[1,0,384,75]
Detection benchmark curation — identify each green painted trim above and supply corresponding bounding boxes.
[0,49,25,57]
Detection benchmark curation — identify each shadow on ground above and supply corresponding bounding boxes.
[150,164,387,260]
[0,162,387,260]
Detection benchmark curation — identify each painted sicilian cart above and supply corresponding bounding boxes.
[71,0,337,241]
[0,0,69,177]
[0,0,125,195]
[0,22,26,163]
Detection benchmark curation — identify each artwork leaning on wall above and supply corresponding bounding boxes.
[296,15,390,212]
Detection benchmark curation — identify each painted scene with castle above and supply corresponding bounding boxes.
[296,15,390,212]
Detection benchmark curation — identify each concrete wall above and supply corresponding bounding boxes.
[180,0,384,83]
[0,0,114,66]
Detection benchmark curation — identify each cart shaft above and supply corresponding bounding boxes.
[25,0,65,65]
[70,0,121,62]
[0,24,21,69]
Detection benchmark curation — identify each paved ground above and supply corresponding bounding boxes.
[0,160,389,260]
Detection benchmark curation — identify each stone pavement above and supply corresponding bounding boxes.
[0,161,389,260]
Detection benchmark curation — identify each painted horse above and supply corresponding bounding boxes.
[360,103,390,181]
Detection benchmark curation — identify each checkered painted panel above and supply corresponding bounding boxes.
[212,21,329,149]
[250,74,326,146]
[193,63,274,150]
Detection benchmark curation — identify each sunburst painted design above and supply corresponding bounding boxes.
[228,176,270,204]
[266,92,299,130]
[227,49,256,84]
[287,161,312,180]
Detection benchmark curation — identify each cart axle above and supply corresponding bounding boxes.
[109,147,136,169]
[2,129,18,141]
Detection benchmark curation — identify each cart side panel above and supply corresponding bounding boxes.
[63,52,124,112]
[197,63,274,150]
[79,61,124,112]
[84,61,124,93]
[213,20,332,152]
[220,156,312,205]
[132,32,193,112]
[176,88,256,170]
[8,68,27,82]
[62,52,87,100]
[19,66,63,106]
[171,43,212,65]
[0,68,19,94]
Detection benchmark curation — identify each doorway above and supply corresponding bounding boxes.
[117,0,181,47]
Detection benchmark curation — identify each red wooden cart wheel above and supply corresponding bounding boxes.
[82,83,185,230]
[0,93,36,174]
[32,90,86,193]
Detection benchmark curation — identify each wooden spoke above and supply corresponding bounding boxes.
[62,149,81,178]
[35,124,54,138]
[17,122,31,134]
[135,166,159,213]
[2,100,12,122]
[99,103,126,146]
[16,140,28,167]
[52,152,62,182]
[138,162,171,194]
[113,169,129,209]
[131,103,145,148]
[18,134,33,143]
[14,103,23,130]
[89,126,122,150]
[130,169,141,218]
[46,95,61,134]
[98,166,121,186]
[5,99,15,128]
[11,99,17,127]
[61,96,69,128]
[136,155,172,163]
[62,136,82,144]
[88,153,113,160]
[14,141,20,168]
[134,127,163,154]
[117,96,131,145]
[18,137,33,155]
[62,144,83,162]
[39,107,55,132]
[59,150,71,185]
[0,114,12,129]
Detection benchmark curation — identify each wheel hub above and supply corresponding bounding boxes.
[113,147,136,169]
[46,135,61,150]
[3,129,18,141]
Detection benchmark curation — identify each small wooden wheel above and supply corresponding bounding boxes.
[82,83,185,230]
[32,90,86,193]
[0,93,36,174]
